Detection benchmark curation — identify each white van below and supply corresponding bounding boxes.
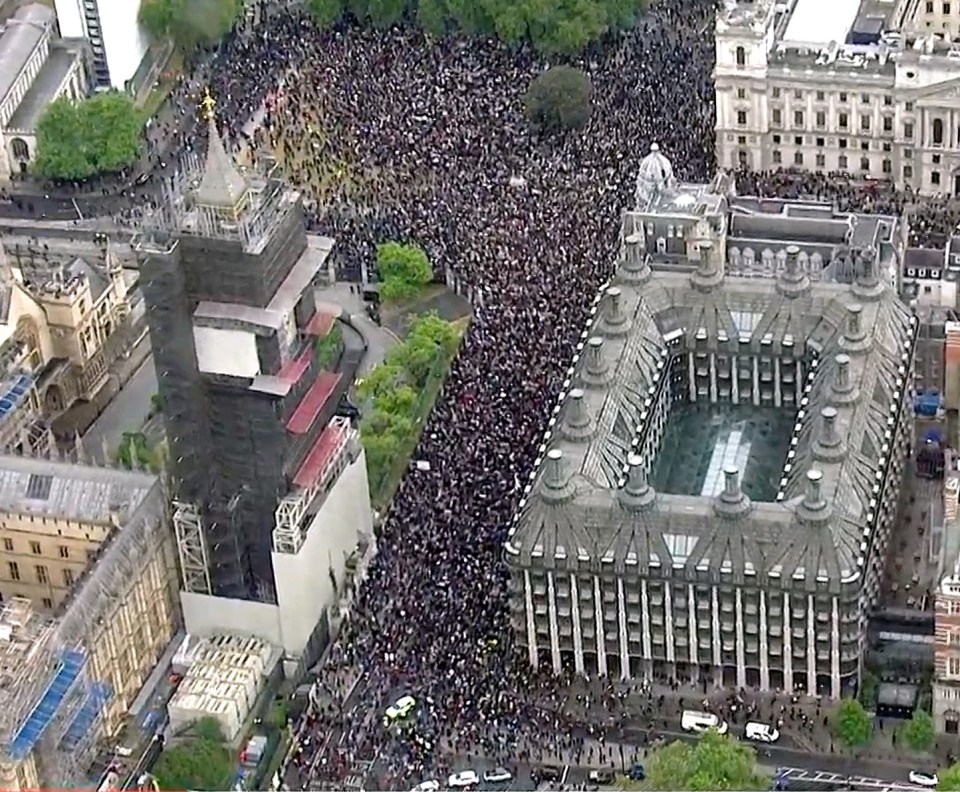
[681,710,729,734]
[745,722,780,743]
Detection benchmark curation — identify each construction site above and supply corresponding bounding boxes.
[0,457,179,790]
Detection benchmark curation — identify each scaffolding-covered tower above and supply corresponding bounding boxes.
[133,96,348,604]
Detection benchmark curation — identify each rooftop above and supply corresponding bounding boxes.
[0,455,156,525]
[782,0,861,48]
[508,204,914,589]
[6,44,80,133]
[0,4,53,111]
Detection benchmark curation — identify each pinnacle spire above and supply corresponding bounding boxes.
[194,90,250,215]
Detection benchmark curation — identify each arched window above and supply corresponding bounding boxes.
[729,247,742,271]
[798,251,809,271]
[810,252,823,271]
[656,237,667,253]
[934,118,944,145]
[10,138,28,160]
[775,249,788,270]
[736,46,746,66]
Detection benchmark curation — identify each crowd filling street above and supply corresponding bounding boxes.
[164,2,960,790]
[7,0,960,788]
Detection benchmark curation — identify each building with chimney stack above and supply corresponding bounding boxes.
[132,100,373,676]
[505,145,917,698]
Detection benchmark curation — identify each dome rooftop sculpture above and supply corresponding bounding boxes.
[635,143,675,208]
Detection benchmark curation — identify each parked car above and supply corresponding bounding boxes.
[588,770,616,784]
[627,763,646,781]
[384,695,417,724]
[534,765,563,782]
[411,781,440,792]
[448,770,480,788]
[908,771,938,788]
[483,767,513,783]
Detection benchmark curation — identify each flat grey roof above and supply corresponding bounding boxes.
[7,45,78,133]
[0,4,53,111]
[509,226,914,589]
[194,300,284,332]
[0,455,156,525]
[267,234,333,316]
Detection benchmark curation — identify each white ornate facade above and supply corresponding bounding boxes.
[0,4,88,182]
[715,0,960,195]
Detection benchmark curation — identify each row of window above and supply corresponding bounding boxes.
[924,0,955,14]
[905,268,943,279]
[769,87,895,105]
[6,561,73,586]
[771,150,893,173]
[769,133,892,152]
[736,105,959,147]
[1,537,75,558]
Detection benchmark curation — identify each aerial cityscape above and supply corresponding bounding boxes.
[4,0,960,789]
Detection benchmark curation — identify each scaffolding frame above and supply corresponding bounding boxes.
[272,418,354,555]
[1,487,171,786]
[173,500,212,595]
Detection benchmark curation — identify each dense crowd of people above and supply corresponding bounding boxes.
[4,0,954,786]
[160,1,960,789]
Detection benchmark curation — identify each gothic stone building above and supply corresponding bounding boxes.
[505,148,917,698]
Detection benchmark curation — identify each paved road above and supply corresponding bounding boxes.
[83,353,157,456]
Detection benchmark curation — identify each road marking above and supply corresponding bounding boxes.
[561,765,570,785]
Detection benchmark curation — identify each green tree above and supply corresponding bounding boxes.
[139,0,240,50]
[417,0,448,35]
[116,432,152,470]
[523,66,592,133]
[82,92,142,173]
[376,242,434,302]
[33,98,90,179]
[901,710,935,753]
[940,762,960,791]
[306,0,347,26]
[315,323,344,369]
[388,312,459,386]
[152,717,234,791]
[646,730,766,791]
[357,362,405,404]
[832,699,873,749]
[34,93,141,181]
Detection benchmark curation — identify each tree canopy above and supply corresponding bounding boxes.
[900,710,935,753]
[646,730,767,791]
[152,717,234,791]
[315,323,344,369]
[523,66,592,133]
[139,0,241,51]
[376,242,434,302]
[359,313,461,495]
[831,699,873,749]
[304,0,647,54]
[34,92,141,181]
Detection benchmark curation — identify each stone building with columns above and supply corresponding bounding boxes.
[0,3,88,181]
[505,148,917,698]
[715,0,960,195]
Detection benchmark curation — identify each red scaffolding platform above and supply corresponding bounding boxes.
[306,312,336,338]
[293,422,346,488]
[286,371,342,434]
[277,347,312,385]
